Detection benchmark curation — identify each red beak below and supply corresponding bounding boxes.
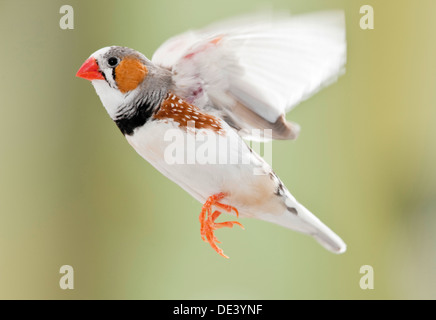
[76,57,105,81]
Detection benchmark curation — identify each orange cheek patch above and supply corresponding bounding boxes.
[115,58,148,93]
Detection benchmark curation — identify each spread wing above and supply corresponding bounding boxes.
[152,11,346,141]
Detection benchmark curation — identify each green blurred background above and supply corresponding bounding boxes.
[0,0,435,299]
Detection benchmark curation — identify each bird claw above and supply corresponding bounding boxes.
[199,193,243,258]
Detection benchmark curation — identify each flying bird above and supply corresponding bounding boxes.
[76,11,347,258]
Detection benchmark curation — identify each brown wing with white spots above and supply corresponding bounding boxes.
[153,93,225,135]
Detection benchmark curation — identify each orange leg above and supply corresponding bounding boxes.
[199,193,244,258]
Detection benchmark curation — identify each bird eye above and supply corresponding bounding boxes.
[107,57,119,67]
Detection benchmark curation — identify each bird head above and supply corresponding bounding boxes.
[76,46,172,120]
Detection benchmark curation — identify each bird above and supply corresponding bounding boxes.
[76,10,347,258]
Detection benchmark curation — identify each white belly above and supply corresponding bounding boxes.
[125,120,285,217]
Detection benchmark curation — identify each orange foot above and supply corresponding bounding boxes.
[199,193,244,258]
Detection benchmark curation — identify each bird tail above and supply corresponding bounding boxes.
[258,201,347,254]
[297,202,346,254]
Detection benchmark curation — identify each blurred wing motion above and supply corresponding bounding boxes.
[152,10,346,141]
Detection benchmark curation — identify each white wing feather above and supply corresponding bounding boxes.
[152,11,346,140]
